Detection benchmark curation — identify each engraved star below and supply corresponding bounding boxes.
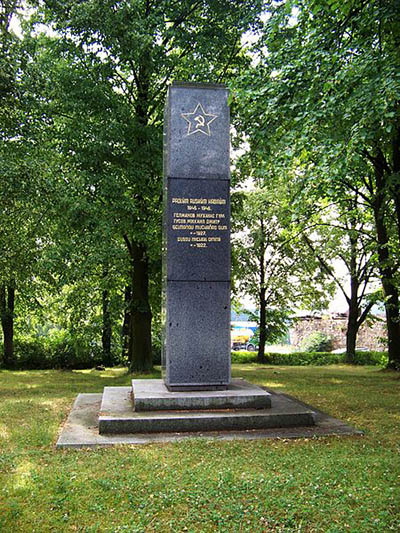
[181,102,218,137]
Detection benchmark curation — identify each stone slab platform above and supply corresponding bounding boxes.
[99,385,313,434]
[56,389,363,448]
[132,378,271,411]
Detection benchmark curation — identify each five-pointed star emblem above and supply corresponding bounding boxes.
[181,103,218,136]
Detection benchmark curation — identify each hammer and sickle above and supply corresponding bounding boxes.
[195,115,205,128]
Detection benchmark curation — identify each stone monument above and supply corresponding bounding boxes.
[162,82,231,391]
[70,82,316,439]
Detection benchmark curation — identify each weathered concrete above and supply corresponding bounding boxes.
[56,389,363,448]
[98,385,314,434]
[132,378,271,411]
[99,407,315,435]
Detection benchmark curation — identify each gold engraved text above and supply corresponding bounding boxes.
[171,196,228,248]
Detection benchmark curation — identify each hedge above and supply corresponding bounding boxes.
[0,339,119,370]
[0,342,388,369]
[231,350,388,366]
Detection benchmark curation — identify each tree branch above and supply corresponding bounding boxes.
[357,301,374,329]
[303,235,350,304]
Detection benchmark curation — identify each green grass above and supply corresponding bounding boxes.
[0,365,399,532]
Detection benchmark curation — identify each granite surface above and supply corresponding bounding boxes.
[165,83,229,180]
[98,386,315,434]
[132,378,271,411]
[163,83,231,390]
[56,389,363,448]
[164,281,231,389]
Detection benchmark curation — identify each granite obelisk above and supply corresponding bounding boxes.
[59,82,318,446]
[162,82,231,390]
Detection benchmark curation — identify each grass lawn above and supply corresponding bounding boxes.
[0,365,399,532]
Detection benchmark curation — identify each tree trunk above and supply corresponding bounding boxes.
[125,43,153,372]
[390,111,400,244]
[121,285,132,361]
[0,282,15,367]
[371,156,400,368]
[129,242,153,372]
[345,238,359,363]
[257,287,267,363]
[102,287,112,366]
[346,305,358,363]
[257,219,267,363]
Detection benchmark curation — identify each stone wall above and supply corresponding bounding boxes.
[290,315,387,351]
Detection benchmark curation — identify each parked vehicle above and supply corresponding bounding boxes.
[231,334,259,352]
[246,335,259,352]
[245,341,257,352]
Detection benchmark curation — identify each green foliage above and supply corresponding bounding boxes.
[232,0,400,365]
[231,189,334,314]
[245,308,290,345]
[300,332,333,353]
[231,351,258,364]
[268,351,341,366]
[151,330,162,366]
[1,334,123,370]
[231,350,387,366]
[353,350,389,367]
[4,0,266,371]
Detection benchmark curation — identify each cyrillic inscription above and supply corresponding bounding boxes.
[170,196,228,248]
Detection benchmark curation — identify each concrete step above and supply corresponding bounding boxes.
[99,386,315,435]
[132,378,271,411]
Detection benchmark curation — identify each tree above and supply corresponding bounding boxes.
[25,0,265,371]
[233,0,400,368]
[302,190,379,361]
[232,182,334,363]
[0,0,56,365]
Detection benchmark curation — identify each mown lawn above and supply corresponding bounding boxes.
[0,365,399,532]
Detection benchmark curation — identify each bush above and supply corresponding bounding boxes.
[151,330,162,365]
[13,340,51,370]
[353,350,388,366]
[231,351,258,364]
[265,351,343,365]
[231,350,388,366]
[51,336,104,369]
[1,334,121,370]
[300,332,333,352]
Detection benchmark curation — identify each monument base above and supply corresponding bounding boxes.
[57,387,363,448]
[165,384,229,392]
[135,379,270,410]
[97,378,315,435]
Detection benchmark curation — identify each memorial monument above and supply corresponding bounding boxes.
[162,82,231,390]
[94,82,315,435]
[58,83,317,444]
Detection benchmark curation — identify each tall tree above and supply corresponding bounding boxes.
[233,0,400,368]
[302,190,379,361]
[0,0,55,364]
[26,0,264,371]
[232,181,334,362]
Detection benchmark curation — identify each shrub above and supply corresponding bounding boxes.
[151,330,162,365]
[51,336,104,369]
[300,332,333,353]
[265,351,343,365]
[1,334,120,370]
[231,350,388,366]
[13,340,52,370]
[353,350,388,366]
[231,351,258,364]
[152,343,162,365]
